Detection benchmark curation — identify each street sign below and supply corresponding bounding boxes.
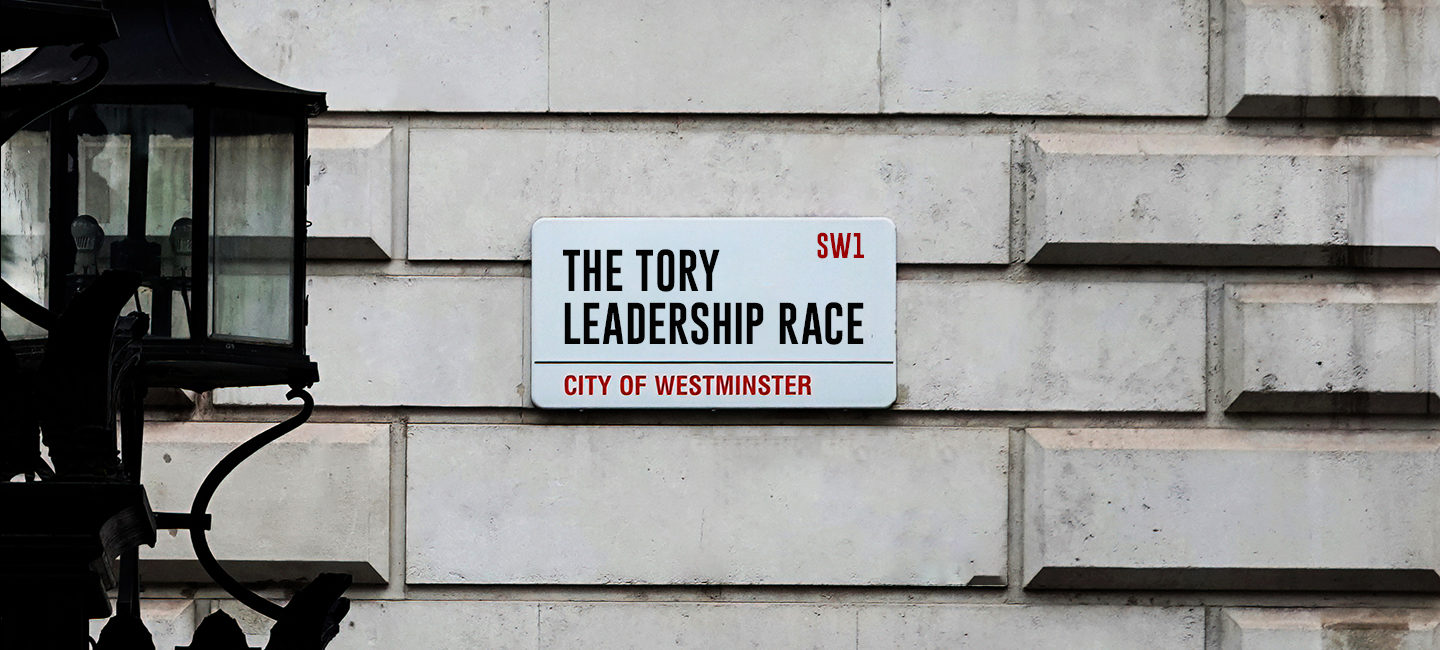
[530,217,896,408]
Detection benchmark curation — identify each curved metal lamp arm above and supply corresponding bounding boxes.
[189,387,314,621]
[1,44,109,143]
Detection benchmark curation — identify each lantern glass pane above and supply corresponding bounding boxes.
[73,104,196,338]
[0,128,50,340]
[209,109,294,345]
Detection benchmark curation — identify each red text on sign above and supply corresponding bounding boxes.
[653,374,812,396]
[564,374,611,395]
[816,233,864,259]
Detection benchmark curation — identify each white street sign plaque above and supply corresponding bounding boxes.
[530,217,897,408]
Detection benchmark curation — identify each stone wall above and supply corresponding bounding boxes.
[94,0,1440,646]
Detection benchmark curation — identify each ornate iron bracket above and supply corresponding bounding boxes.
[187,387,314,621]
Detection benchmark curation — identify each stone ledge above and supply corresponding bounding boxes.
[306,237,390,261]
[1025,135,1440,268]
[1028,567,1440,592]
[138,422,390,584]
[1223,284,1439,414]
[1028,243,1440,268]
[306,127,393,260]
[1023,428,1440,592]
[1223,0,1440,119]
[1226,391,1440,414]
[1227,95,1440,120]
[140,559,384,585]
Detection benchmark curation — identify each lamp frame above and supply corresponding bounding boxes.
[31,102,316,392]
[4,0,324,392]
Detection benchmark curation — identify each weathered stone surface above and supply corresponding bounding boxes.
[1024,428,1440,591]
[214,0,546,111]
[1223,0,1440,118]
[0,128,51,341]
[540,603,855,649]
[329,601,539,650]
[858,605,1204,649]
[307,127,393,259]
[1220,608,1440,650]
[89,600,196,650]
[216,275,526,406]
[139,422,390,583]
[406,425,1009,586]
[1025,135,1440,267]
[1223,284,1439,414]
[408,128,1010,264]
[897,281,1207,411]
[881,0,1207,115]
[549,0,878,112]
[218,602,1210,649]
[210,599,539,649]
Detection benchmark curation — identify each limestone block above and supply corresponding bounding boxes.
[406,425,1009,586]
[214,0,546,111]
[408,128,1010,264]
[1223,284,1439,413]
[540,603,855,649]
[307,128,393,260]
[89,600,196,650]
[1224,0,1440,118]
[138,422,390,583]
[881,0,1208,115]
[226,600,538,650]
[216,275,526,407]
[1220,608,1440,650]
[897,281,1206,411]
[1024,428,1440,591]
[1025,135,1440,267]
[549,0,878,112]
[858,605,1204,649]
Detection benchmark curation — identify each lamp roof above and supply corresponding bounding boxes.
[4,0,325,115]
[0,0,117,51]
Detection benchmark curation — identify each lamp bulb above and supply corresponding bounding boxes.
[71,214,104,253]
[170,218,193,257]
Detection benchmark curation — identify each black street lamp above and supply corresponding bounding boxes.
[3,0,321,391]
[2,1,348,648]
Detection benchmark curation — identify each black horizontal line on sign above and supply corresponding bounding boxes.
[533,360,895,365]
